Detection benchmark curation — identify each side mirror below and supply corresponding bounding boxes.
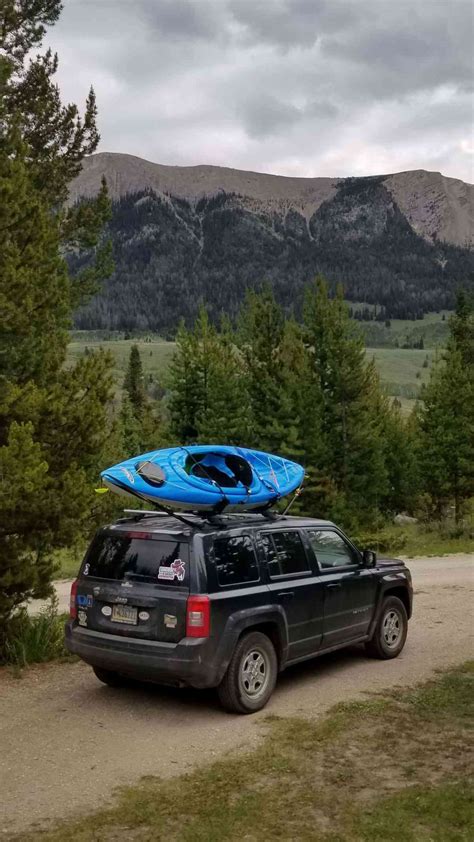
[362,549,377,567]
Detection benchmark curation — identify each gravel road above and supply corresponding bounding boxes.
[1,554,473,836]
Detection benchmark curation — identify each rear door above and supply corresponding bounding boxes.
[305,528,376,647]
[260,529,324,661]
[74,529,190,643]
[202,530,270,641]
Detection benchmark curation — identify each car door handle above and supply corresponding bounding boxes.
[278,591,294,601]
[325,583,341,590]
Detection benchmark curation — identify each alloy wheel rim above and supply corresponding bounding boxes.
[240,648,269,699]
[382,609,402,648]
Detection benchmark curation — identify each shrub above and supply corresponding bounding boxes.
[0,594,69,667]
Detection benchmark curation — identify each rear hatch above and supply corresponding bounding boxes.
[74,528,190,643]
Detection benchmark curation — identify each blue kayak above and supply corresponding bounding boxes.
[101,445,305,512]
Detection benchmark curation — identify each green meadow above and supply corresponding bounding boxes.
[67,314,447,410]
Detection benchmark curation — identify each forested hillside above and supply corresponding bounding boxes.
[71,159,474,332]
[73,180,473,331]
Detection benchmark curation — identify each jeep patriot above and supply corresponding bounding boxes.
[65,512,413,713]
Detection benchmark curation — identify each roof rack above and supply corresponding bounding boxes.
[120,481,303,530]
[121,508,205,529]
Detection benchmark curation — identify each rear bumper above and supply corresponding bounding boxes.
[65,621,222,689]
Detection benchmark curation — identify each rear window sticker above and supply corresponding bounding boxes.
[158,559,186,582]
[164,614,177,628]
[83,563,90,576]
[78,610,87,627]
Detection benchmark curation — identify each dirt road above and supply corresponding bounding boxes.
[1,555,472,836]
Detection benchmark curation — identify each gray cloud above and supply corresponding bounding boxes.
[45,0,474,182]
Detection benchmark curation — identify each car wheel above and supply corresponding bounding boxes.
[92,666,129,687]
[365,596,408,659]
[217,631,278,714]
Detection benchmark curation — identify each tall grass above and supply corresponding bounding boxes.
[1,593,69,667]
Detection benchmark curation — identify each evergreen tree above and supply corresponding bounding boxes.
[417,291,474,523]
[302,277,388,525]
[124,345,146,419]
[168,321,203,442]
[0,1,114,630]
[238,288,305,458]
[378,399,420,515]
[449,288,474,365]
[120,345,163,455]
[168,310,248,444]
[119,396,142,458]
[195,317,250,444]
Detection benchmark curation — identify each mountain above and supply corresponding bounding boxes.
[69,153,474,331]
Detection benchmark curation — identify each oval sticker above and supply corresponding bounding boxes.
[101,605,112,617]
[138,611,150,621]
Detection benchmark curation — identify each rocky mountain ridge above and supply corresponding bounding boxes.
[71,152,473,248]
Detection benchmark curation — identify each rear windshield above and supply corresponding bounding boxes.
[82,532,190,585]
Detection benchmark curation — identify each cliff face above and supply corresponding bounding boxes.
[69,154,474,331]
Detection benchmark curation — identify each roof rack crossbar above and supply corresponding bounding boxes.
[122,507,205,528]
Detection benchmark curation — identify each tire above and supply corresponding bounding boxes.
[365,596,408,659]
[92,666,129,687]
[217,632,278,714]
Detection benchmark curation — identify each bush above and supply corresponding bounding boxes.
[351,528,408,554]
[0,594,69,667]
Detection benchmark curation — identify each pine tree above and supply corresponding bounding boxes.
[0,2,114,630]
[168,310,249,445]
[124,345,146,419]
[168,321,203,442]
[196,317,250,444]
[238,288,305,458]
[120,345,163,455]
[378,399,420,515]
[302,277,388,525]
[417,291,474,523]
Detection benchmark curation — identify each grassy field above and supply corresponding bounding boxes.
[66,336,175,399]
[367,347,437,400]
[66,331,442,409]
[359,310,451,348]
[21,662,474,840]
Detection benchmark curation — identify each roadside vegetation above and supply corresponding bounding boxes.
[51,517,474,584]
[0,596,69,669]
[18,662,473,841]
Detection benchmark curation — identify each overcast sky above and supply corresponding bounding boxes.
[47,0,473,181]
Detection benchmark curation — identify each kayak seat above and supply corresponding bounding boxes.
[224,455,253,488]
[136,461,166,487]
[191,463,239,487]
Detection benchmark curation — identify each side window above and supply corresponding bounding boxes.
[262,531,310,577]
[213,535,259,587]
[307,530,359,569]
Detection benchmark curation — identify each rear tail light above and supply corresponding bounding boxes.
[69,580,78,619]
[186,595,210,638]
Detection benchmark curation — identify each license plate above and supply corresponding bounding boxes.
[111,604,138,625]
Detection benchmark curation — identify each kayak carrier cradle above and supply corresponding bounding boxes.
[120,481,303,528]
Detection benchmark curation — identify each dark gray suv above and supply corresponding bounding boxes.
[65,511,412,713]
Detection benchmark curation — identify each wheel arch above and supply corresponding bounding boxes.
[382,586,411,619]
[236,621,285,670]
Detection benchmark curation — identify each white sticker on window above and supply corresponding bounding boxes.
[158,559,186,581]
